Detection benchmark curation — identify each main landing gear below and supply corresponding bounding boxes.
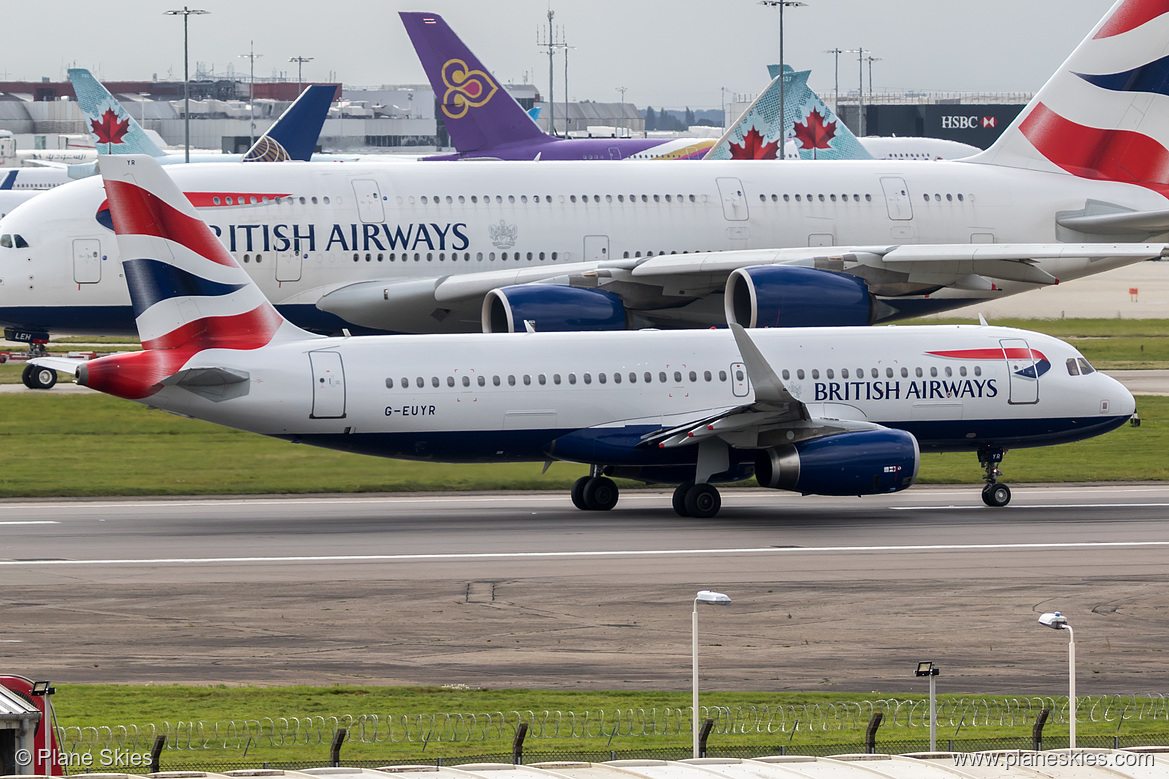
[21,363,57,390]
[978,446,1011,507]
[672,482,722,518]
[571,471,619,511]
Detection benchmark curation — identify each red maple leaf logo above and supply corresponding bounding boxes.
[729,126,780,159]
[90,109,130,146]
[793,107,837,154]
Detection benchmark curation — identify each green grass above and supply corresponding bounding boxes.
[0,394,1162,497]
[48,686,1169,765]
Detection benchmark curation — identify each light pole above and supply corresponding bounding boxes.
[289,56,313,95]
[824,48,843,117]
[866,55,882,103]
[164,6,209,163]
[914,662,940,752]
[1039,612,1075,748]
[239,41,262,147]
[844,47,867,136]
[759,1,806,159]
[692,590,731,759]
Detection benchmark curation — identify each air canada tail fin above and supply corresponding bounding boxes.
[244,84,336,162]
[69,68,167,157]
[80,155,314,399]
[400,11,550,153]
[704,66,872,160]
[968,0,1169,197]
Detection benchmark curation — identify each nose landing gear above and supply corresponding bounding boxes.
[978,446,1011,507]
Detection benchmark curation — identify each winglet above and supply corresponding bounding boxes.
[728,323,800,407]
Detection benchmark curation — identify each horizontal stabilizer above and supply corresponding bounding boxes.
[1057,209,1169,235]
[159,367,251,402]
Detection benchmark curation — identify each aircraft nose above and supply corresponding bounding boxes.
[1103,372,1136,417]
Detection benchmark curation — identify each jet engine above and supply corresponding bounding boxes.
[755,429,919,496]
[725,266,876,328]
[483,285,627,333]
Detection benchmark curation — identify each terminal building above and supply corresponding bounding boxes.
[0,76,1025,157]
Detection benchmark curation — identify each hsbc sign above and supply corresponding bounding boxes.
[941,115,998,129]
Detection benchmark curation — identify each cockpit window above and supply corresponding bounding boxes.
[0,235,10,248]
[1066,358,1080,376]
[1077,357,1095,375]
[13,234,27,249]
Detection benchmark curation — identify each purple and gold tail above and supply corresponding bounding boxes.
[81,155,310,399]
[400,11,549,153]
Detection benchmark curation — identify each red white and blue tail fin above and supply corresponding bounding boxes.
[83,155,314,399]
[970,0,1169,197]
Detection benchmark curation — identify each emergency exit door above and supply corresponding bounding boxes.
[309,351,347,419]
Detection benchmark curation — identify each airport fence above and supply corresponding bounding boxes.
[58,734,1169,775]
[55,694,1169,756]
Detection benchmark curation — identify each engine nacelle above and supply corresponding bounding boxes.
[725,265,876,328]
[483,285,627,333]
[755,429,919,496]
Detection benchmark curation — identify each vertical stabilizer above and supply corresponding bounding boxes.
[400,11,549,153]
[69,68,167,157]
[968,0,1169,197]
[244,84,337,162]
[82,155,313,399]
[705,66,872,160]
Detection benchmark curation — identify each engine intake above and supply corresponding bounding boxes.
[725,265,876,328]
[483,285,627,333]
[755,429,919,496]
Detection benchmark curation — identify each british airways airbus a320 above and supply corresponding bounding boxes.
[34,155,1135,517]
[5,0,1169,368]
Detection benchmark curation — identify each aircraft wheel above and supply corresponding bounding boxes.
[583,476,619,511]
[672,483,693,517]
[981,483,1011,507]
[570,476,591,511]
[684,483,722,519]
[23,364,56,389]
[21,364,36,388]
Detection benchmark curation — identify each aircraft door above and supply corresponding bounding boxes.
[1001,338,1039,405]
[608,147,623,160]
[351,179,385,223]
[730,361,750,397]
[584,235,609,261]
[72,238,101,284]
[716,177,750,221]
[309,351,347,419]
[879,177,913,221]
[276,250,302,282]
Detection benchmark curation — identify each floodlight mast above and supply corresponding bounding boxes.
[1038,612,1075,748]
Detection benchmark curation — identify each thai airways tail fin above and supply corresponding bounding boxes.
[704,66,872,161]
[400,11,550,153]
[967,0,1169,197]
[69,68,167,157]
[244,84,336,162]
[79,155,314,400]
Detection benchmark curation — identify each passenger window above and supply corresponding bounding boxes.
[930,367,938,377]
[826,369,835,379]
[688,371,697,382]
[523,375,531,385]
[704,371,712,382]
[673,371,682,383]
[493,375,501,386]
[553,374,562,384]
[974,366,981,376]
[944,367,952,377]
[796,369,805,380]
[811,369,820,379]
[385,378,394,388]
[612,373,620,384]
[415,377,425,388]
[841,369,849,379]
[462,376,470,387]
[901,368,908,378]
[583,373,592,385]
[478,376,486,387]
[916,367,923,378]
[431,377,440,387]
[538,374,547,385]
[568,373,577,385]
[719,370,728,381]
[959,366,967,377]
[446,377,455,387]
[644,372,652,383]
[508,375,516,386]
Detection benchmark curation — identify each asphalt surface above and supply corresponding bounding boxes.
[3,485,1169,695]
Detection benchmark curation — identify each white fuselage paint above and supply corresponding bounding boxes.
[1,158,1164,335]
[136,325,1133,473]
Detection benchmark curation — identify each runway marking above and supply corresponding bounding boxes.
[0,521,59,525]
[893,503,1169,510]
[3,540,1169,567]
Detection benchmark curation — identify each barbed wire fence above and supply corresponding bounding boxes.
[55,694,1169,755]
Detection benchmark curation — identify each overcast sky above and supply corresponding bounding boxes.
[4,0,1112,108]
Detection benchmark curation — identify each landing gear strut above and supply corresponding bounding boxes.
[978,446,1011,507]
[570,470,619,511]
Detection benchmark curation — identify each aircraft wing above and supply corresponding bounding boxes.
[631,242,1168,285]
[643,324,885,451]
[27,356,86,376]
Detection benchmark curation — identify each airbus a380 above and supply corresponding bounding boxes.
[4,0,1169,351]
[35,155,1134,516]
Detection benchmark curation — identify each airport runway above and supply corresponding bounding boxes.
[2,485,1168,694]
